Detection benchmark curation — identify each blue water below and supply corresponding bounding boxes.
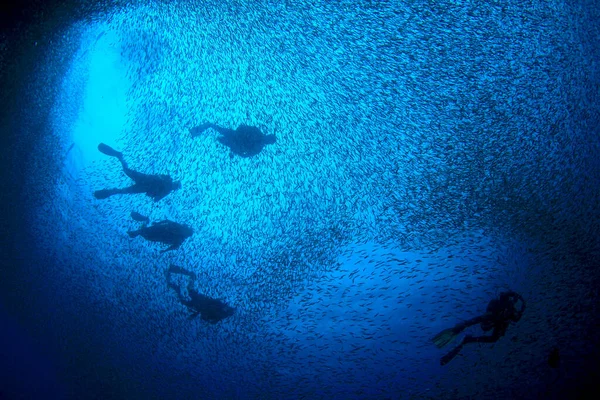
[2,0,599,399]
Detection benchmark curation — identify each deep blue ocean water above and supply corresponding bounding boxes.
[1,1,599,399]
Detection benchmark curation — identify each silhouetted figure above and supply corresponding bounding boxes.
[432,291,526,365]
[127,214,193,253]
[94,143,181,201]
[166,264,235,323]
[190,123,276,158]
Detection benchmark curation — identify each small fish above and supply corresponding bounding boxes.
[131,211,150,223]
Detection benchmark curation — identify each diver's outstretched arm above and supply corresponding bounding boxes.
[191,122,236,137]
[211,125,235,137]
[190,123,216,137]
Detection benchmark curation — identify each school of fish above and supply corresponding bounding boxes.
[22,1,600,399]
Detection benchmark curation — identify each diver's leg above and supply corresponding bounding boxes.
[439,317,492,365]
[440,330,489,365]
[462,335,499,344]
[440,342,464,365]
[433,316,488,349]
[112,153,151,184]
[118,184,147,195]
[94,188,123,199]
[95,184,146,198]
[453,315,487,333]
[168,264,196,280]
[463,326,505,344]
[120,163,149,183]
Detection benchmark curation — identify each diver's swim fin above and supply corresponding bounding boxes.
[98,143,123,159]
[432,328,459,349]
[440,343,463,366]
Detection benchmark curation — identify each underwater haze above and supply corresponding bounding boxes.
[1,0,599,399]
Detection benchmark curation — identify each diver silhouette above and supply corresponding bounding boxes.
[127,212,193,253]
[432,291,526,365]
[93,143,181,202]
[166,264,235,323]
[190,123,276,158]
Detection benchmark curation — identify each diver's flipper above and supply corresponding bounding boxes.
[190,123,213,137]
[98,143,123,159]
[432,328,459,349]
[440,344,464,366]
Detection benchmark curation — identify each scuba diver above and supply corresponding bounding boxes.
[190,122,276,158]
[432,291,525,365]
[166,264,235,323]
[93,143,181,202]
[127,212,193,253]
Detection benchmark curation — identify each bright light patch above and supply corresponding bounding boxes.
[57,25,130,181]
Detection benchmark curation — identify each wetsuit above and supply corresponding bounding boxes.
[94,143,179,201]
[166,264,235,323]
[440,291,525,365]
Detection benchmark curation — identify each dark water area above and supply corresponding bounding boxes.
[1,1,599,399]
